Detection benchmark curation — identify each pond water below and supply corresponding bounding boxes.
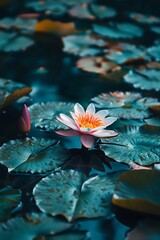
[0,0,160,239]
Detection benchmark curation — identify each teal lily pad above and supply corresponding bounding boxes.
[145,117,160,127]
[90,3,116,19]
[124,69,160,91]
[100,126,160,165]
[0,138,70,173]
[112,170,160,216]
[29,102,75,131]
[147,45,160,61]
[151,26,160,34]
[0,31,34,52]
[0,213,72,240]
[129,12,160,24]
[93,22,143,39]
[105,43,147,64]
[62,33,106,56]
[0,186,21,221]
[33,170,123,221]
[92,92,159,119]
[47,230,88,240]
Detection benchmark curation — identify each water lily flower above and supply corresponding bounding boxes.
[55,103,118,148]
[18,104,31,134]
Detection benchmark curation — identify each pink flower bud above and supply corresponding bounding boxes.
[18,104,31,134]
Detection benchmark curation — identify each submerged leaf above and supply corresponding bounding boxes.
[33,170,122,221]
[112,170,160,216]
[0,138,69,173]
[124,69,160,91]
[0,213,72,240]
[29,102,75,131]
[100,126,160,165]
[0,186,21,221]
[93,22,143,39]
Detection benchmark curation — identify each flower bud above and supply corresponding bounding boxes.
[18,104,31,134]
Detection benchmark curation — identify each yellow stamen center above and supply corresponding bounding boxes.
[77,113,104,129]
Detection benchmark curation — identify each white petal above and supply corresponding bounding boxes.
[91,130,118,138]
[56,116,78,130]
[74,103,85,115]
[80,134,94,148]
[86,103,95,114]
[104,117,117,127]
[95,109,108,118]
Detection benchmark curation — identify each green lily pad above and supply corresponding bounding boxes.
[33,170,123,221]
[92,92,159,119]
[126,219,160,240]
[0,213,72,240]
[112,170,160,216]
[0,138,70,173]
[100,126,160,165]
[124,69,160,91]
[0,186,21,221]
[29,102,75,131]
[93,22,143,39]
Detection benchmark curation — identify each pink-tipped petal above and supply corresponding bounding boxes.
[80,134,94,148]
[74,103,85,115]
[104,117,117,127]
[91,130,118,138]
[55,129,80,137]
[95,109,109,118]
[86,103,95,114]
[18,104,31,133]
[56,116,78,130]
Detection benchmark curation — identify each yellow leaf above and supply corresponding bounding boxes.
[35,19,78,36]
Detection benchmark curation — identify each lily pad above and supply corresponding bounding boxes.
[151,26,160,34]
[62,33,106,56]
[112,170,160,216]
[105,43,147,64]
[47,230,88,240]
[124,69,160,91]
[129,12,160,24]
[92,92,158,119]
[0,138,70,173]
[144,117,160,127]
[0,213,72,240]
[147,45,160,61]
[0,31,34,52]
[29,102,75,131]
[69,4,95,19]
[0,17,37,31]
[33,170,123,221]
[90,3,116,19]
[0,186,21,221]
[100,126,160,165]
[93,22,143,39]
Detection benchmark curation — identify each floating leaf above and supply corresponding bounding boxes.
[100,126,160,165]
[69,4,95,19]
[93,22,143,39]
[126,219,160,240]
[92,92,158,119]
[1,87,32,109]
[90,3,116,19]
[47,230,88,240]
[35,20,78,36]
[0,31,34,52]
[62,33,106,56]
[33,170,122,221]
[147,45,160,61]
[0,17,37,31]
[145,117,160,127]
[0,186,21,221]
[76,57,119,75]
[105,43,147,64]
[112,170,160,216]
[151,26,160,34]
[29,102,75,131]
[124,69,160,91]
[129,12,160,24]
[0,138,70,173]
[0,213,72,240]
